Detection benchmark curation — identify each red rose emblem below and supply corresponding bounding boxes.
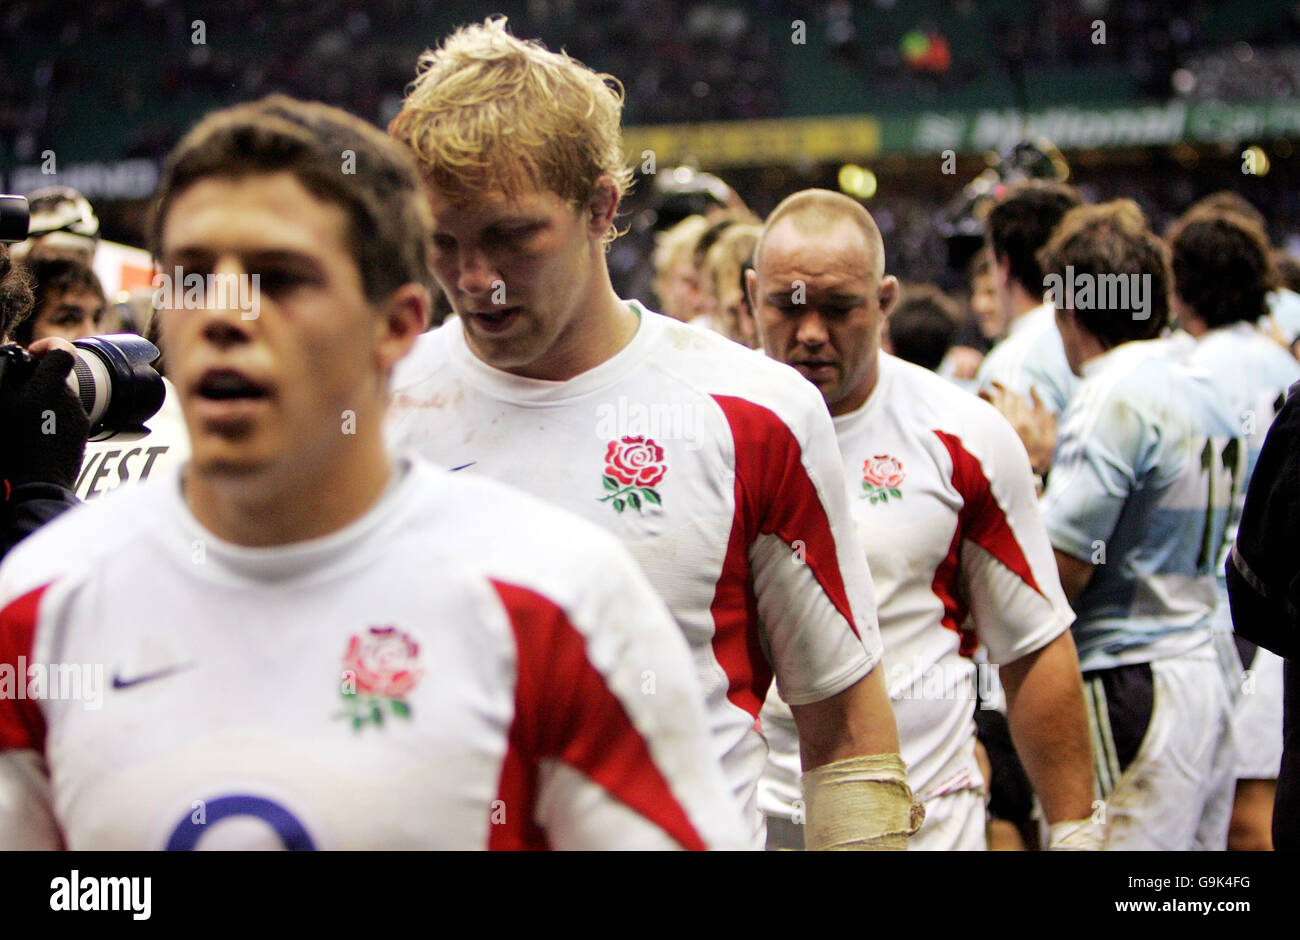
[604,436,667,488]
[344,626,423,699]
[863,455,906,489]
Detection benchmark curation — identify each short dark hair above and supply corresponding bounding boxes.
[0,245,34,342]
[1274,249,1300,294]
[150,94,433,304]
[986,180,1082,295]
[13,255,104,347]
[1167,209,1277,329]
[1038,200,1169,347]
[889,284,957,372]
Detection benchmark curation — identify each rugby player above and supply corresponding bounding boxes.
[387,18,917,850]
[0,95,746,850]
[1041,201,1243,849]
[1166,206,1300,850]
[747,189,1096,849]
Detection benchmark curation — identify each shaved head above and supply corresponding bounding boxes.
[749,188,898,417]
[755,189,885,280]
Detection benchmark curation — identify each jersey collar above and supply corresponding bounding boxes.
[446,300,657,404]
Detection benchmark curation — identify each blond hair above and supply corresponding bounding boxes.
[705,223,761,345]
[389,17,633,241]
[705,223,760,304]
[653,215,710,281]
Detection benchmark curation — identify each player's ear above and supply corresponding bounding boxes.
[878,274,900,319]
[744,267,760,311]
[743,267,765,342]
[585,176,620,240]
[373,283,430,374]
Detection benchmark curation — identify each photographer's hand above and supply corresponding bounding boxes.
[1,338,91,490]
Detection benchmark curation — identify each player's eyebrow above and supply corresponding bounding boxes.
[488,216,547,231]
[158,247,326,275]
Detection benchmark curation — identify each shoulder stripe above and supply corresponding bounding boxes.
[489,579,705,851]
[710,395,857,717]
[933,431,1044,654]
[0,584,51,754]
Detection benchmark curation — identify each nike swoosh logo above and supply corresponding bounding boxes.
[449,462,476,472]
[112,663,196,690]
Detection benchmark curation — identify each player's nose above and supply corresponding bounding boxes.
[795,310,830,347]
[455,246,501,301]
[197,256,256,348]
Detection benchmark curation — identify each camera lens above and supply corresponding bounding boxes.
[69,333,165,430]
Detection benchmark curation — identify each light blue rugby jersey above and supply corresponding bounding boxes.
[975,303,1081,415]
[1042,338,1245,672]
[1264,288,1300,345]
[1182,322,1300,635]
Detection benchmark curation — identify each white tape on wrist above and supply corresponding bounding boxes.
[1047,818,1104,850]
[801,753,925,851]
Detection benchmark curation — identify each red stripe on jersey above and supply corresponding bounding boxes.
[930,524,976,656]
[0,584,51,753]
[710,395,858,717]
[489,580,706,851]
[932,430,1045,656]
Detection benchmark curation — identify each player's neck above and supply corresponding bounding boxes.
[831,358,881,417]
[1008,285,1043,324]
[183,434,394,548]
[1182,314,1211,338]
[511,282,637,381]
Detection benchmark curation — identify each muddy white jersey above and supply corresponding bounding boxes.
[0,458,747,850]
[1042,339,1245,672]
[387,304,883,844]
[759,353,1073,817]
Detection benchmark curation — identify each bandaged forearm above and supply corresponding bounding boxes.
[1047,818,1104,850]
[801,753,925,851]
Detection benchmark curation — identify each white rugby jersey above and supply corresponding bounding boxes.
[976,302,1080,415]
[1042,339,1245,672]
[0,459,747,850]
[759,354,1073,825]
[1182,322,1300,635]
[387,303,883,844]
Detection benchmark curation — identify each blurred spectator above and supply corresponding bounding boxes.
[885,283,957,372]
[14,256,106,347]
[702,222,761,347]
[968,248,1004,346]
[13,187,100,265]
[652,214,711,321]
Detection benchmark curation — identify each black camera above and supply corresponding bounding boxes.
[0,334,165,431]
[0,195,29,244]
[1,193,163,432]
